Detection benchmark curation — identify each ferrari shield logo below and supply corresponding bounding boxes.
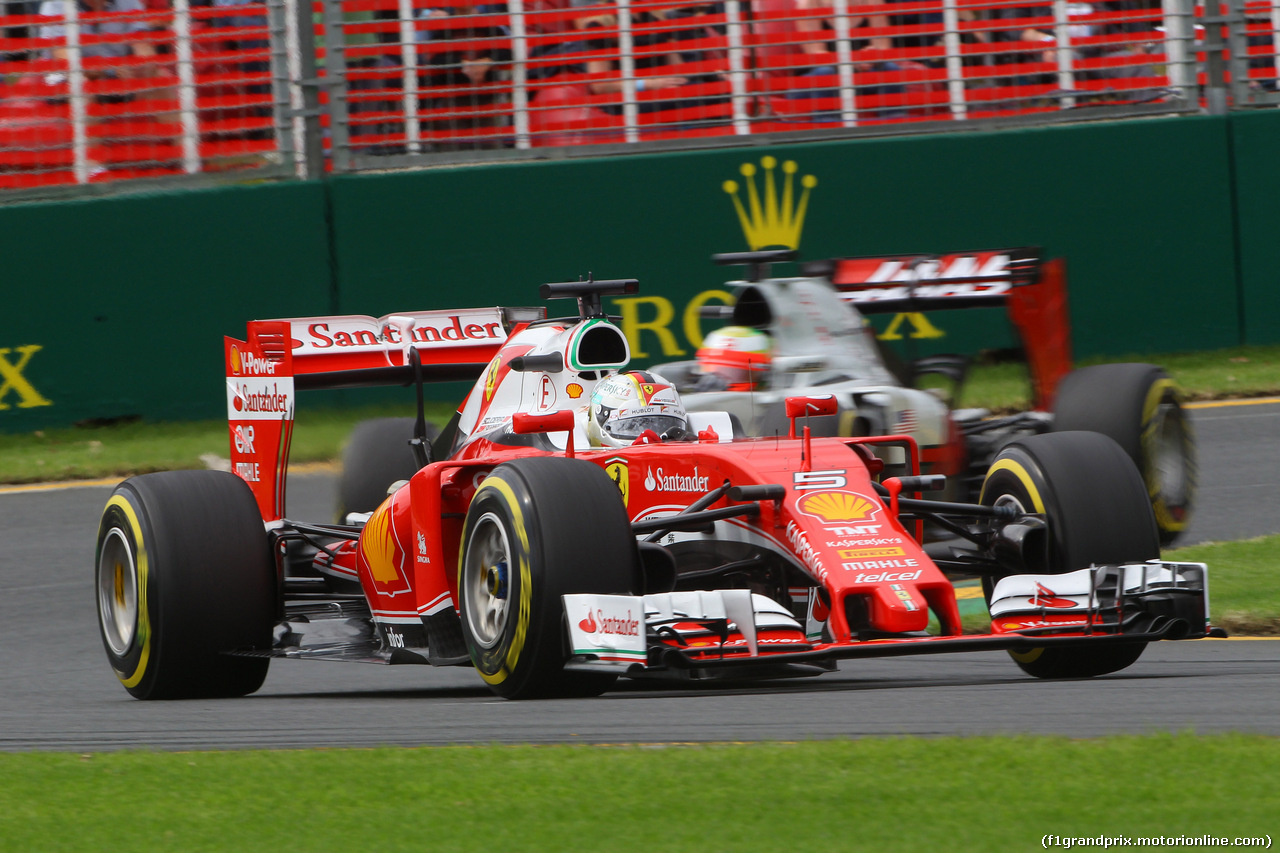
[605,457,629,506]
[483,355,501,401]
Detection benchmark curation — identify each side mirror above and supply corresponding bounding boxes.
[512,410,577,458]
[784,394,838,439]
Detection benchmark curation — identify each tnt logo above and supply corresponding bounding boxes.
[0,345,52,410]
[233,424,255,454]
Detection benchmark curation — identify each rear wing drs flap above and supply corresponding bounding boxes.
[804,247,1072,414]
[224,305,544,521]
[803,247,1044,312]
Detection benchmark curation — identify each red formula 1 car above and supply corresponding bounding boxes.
[95,280,1219,700]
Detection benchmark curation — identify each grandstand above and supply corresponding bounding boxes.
[1,0,1277,194]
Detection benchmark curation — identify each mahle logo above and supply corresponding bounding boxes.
[723,156,817,250]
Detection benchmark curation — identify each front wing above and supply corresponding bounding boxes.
[563,561,1213,677]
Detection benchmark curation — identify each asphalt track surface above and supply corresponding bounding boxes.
[1,402,1276,751]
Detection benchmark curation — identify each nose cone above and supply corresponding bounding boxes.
[868,582,930,634]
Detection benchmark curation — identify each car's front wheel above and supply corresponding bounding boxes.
[980,431,1159,679]
[458,457,639,699]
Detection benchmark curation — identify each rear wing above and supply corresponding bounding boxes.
[803,248,1043,312]
[804,248,1071,413]
[224,306,544,521]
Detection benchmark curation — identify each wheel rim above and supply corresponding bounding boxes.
[462,512,512,650]
[993,493,1027,513]
[1151,403,1189,505]
[97,527,138,656]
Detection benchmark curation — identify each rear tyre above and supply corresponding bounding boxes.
[980,431,1159,679]
[1053,363,1195,546]
[336,417,437,521]
[95,471,276,699]
[458,457,639,699]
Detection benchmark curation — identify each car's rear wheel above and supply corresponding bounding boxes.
[458,457,639,699]
[96,471,276,699]
[1052,363,1195,546]
[980,431,1159,679]
[336,417,437,522]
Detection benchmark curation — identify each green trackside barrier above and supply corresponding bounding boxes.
[0,112,1256,432]
[0,181,335,432]
[329,113,1240,371]
[1227,109,1280,347]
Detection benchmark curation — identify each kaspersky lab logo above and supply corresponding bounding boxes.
[722,156,817,250]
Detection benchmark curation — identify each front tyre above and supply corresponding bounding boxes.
[458,457,639,699]
[980,431,1159,679]
[1053,363,1195,546]
[96,471,276,699]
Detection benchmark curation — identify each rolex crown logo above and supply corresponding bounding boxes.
[723,156,817,250]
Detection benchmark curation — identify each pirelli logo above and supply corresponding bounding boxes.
[838,547,906,559]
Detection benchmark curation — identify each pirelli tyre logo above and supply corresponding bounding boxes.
[0,345,52,410]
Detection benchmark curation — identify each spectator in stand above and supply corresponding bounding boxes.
[415,1,513,148]
[572,0,688,102]
[37,0,158,78]
[755,0,905,120]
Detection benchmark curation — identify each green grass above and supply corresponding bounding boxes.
[0,403,456,485]
[954,344,1280,411]
[1166,535,1280,635]
[0,735,1275,851]
[4,344,1277,485]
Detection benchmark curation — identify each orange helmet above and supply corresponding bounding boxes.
[696,327,772,391]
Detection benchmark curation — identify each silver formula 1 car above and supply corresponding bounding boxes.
[654,248,1195,546]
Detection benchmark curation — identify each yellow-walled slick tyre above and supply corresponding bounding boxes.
[980,431,1160,679]
[1053,363,1195,547]
[95,471,276,700]
[458,457,639,699]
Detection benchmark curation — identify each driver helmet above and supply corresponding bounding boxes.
[587,370,690,447]
[696,326,772,391]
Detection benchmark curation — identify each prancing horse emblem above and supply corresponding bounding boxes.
[605,457,628,507]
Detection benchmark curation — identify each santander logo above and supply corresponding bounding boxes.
[1029,583,1076,609]
[578,608,639,636]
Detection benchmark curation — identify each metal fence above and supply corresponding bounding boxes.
[1,0,1277,195]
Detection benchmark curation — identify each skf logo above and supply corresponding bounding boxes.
[723,156,816,250]
[233,424,255,454]
[797,491,882,524]
[0,345,53,410]
[605,457,628,507]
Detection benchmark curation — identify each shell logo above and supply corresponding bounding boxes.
[796,490,881,523]
[360,501,400,586]
[567,382,584,399]
[230,346,242,376]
